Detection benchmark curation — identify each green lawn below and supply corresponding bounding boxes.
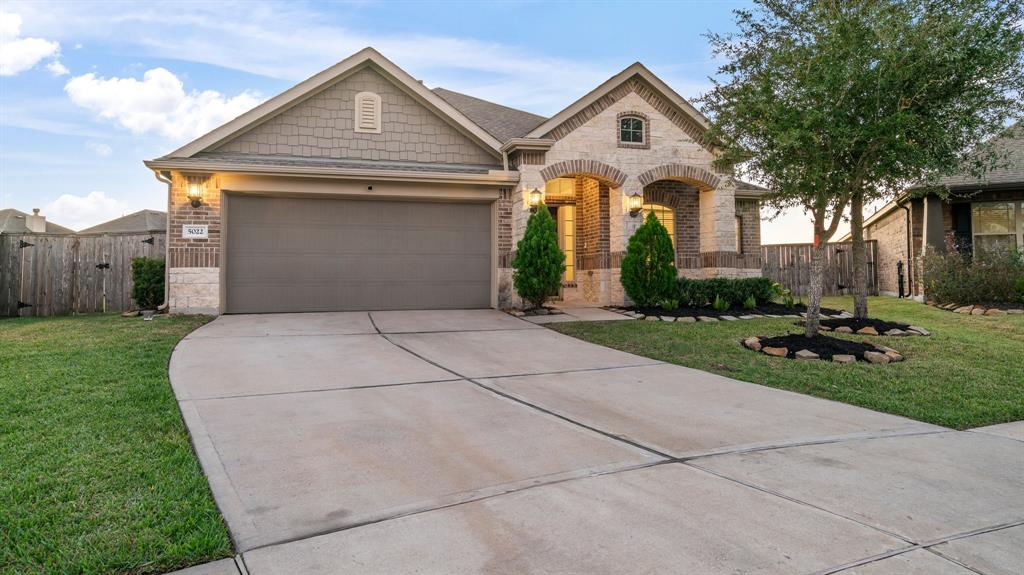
[550,297,1024,430]
[0,314,233,574]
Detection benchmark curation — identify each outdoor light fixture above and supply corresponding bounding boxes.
[186,181,204,208]
[528,188,543,212]
[628,192,643,217]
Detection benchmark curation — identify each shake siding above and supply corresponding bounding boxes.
[214,67,496,165]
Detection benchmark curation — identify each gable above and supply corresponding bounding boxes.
[547,91,716,165]
[213,66,498,165]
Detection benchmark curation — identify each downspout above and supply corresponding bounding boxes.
[153,169,173,312]
[899,200,913,297]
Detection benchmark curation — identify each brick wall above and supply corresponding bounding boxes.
[576,177,610,268]
[641,180,700,268]
[214,67,496,166]
[864,207,909,296]
[736,199,761,256]
[168,172,221,313]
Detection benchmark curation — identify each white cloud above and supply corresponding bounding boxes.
[64,67,263,140]
[0,12,61,76]
[45,59,68,75]
[85,140,112,156]
[44,191,128,230]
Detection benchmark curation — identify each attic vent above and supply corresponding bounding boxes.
[354,91,382,134]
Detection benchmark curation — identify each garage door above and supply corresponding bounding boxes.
[225,194,492,313]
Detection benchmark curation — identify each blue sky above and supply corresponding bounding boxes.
[0,0,819,240]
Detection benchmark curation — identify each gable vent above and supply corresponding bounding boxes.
[354,91,382,134]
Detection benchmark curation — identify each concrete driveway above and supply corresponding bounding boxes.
[170,310,1024,574]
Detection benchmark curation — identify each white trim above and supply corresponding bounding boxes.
[162,48,502,159]
[524,62,710,139]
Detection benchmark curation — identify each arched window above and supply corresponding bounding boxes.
[619,115,645,145]
[643,202,675,250]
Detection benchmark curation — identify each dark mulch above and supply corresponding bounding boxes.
[817,317,914,333]
[625,302,844,319]
[755,333,876,361]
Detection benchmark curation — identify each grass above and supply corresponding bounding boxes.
[0,314,233,574]
[550,296,1024,430]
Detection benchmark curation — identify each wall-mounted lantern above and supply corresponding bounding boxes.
[186,181,204,208]
[628,192,643,217]
[528,188,543,213]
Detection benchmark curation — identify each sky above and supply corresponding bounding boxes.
[0,0,839,241]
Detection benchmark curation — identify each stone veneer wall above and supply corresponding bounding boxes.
[168,173,221,314]
[214,67,496,166]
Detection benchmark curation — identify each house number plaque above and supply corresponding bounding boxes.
[182,224,209,239]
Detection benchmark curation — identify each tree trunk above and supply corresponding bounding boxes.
[850,191,869,319]
[805,218,826,338]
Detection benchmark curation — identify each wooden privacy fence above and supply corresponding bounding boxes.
[761,241,878,296]
[0,232,166,317]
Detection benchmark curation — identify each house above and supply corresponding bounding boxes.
[839,123,1023,298]
[145,48,764,315]
[0,208,74,234]
[78,209,167,234]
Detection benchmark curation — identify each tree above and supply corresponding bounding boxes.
[512,205,565,309]
[701,0,1024,336]
[621,211,678,307]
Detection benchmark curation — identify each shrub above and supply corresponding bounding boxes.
[512,205,565,309]
[131,257,165,310]
[921,245,1024,304]
[712,294,730,311]
[675,277,776,309]
[743,295,757,310]
[621,211,678,307]
[1017,276,1024,303]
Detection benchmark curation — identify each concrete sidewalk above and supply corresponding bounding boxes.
[169,310,1024,574]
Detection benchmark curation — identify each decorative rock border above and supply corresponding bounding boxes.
[742,336,905,365]
[931,303,1024,316]
[819,324,931,337]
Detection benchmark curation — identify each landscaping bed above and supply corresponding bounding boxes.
[816,317,931,336]
[931,302,1024,316]
[549,296,1024,429]
[743,333,902,364]
[619,302,845,320]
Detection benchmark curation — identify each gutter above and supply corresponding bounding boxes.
[899,199,913,297]
[143,159,520,186]
[152,169,173,312]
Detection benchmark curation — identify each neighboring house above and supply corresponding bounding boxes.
[78,209,167,235]
[145,48,765,315]
[839,123,1024,298]
[0,208,74,234]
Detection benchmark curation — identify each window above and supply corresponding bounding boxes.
[559,206,575,282]
[972,201,1023,252]
[619,116,645,144]
[643,202,675,251]
[354,92,381,134]
[545,177,576,200]
[735,215,743,253]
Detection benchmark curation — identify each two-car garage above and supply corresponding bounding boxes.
[224,194,493,313]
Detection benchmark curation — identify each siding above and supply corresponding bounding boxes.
[214,66,496,165]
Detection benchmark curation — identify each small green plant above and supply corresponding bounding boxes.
[772,282,796,308]
[512,205,565,309]
[658,298,679,312]
[712,294,730,312]
[621,211,677,307]
[743,294,757,310]
[131,257,165,310]
[1015,276,1024,303]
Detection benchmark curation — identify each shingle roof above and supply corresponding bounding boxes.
[926,122,1024,189]
[432,88,547,143]
[0,209,74,234]
[79,209,167,234]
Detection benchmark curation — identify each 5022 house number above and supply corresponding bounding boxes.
[182,224,209,239]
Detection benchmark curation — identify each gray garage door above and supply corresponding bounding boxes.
[226,194,492,313]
